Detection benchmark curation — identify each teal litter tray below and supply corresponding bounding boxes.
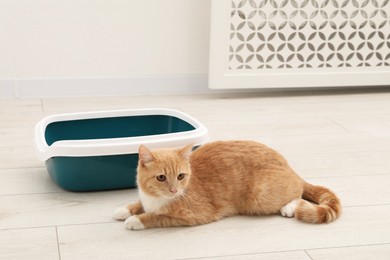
[34,108,209,191]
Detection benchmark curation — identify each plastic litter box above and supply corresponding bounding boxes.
[34,108,209,191]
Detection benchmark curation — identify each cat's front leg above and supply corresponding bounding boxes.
[124,213,194,230]
[127,201,145,215]
[124,215,146,230]
[114,201,144,221]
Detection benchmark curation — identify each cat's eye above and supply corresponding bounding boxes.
[156,175,166,182]
[177,173,185,180]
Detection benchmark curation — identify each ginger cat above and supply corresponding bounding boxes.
[114,141,341,230]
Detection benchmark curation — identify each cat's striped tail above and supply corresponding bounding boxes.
[295,182,341,224]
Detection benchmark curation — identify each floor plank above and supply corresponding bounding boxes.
[0,168,61,195]
[0,146,42,169]
[179,251,311,260]
[306,244,390,260]
[0,227,59,260]
[0,189,138,229]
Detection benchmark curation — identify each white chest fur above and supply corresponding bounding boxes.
[138,189,172,213]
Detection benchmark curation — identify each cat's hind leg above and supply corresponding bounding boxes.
[280,199,299,218]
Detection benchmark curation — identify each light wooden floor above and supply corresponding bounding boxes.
[1,89,390,260]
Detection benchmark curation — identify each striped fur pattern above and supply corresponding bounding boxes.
[296,182,342,224]
[114,140,341,230]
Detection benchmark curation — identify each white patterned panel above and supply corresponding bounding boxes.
[209,0,390,89]
[229,0,390,70]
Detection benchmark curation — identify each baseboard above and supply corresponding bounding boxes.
[1,74,254,98]
[2,75,389,99]
[0,79,15,98]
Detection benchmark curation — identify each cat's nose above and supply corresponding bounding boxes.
[169,188,177,194]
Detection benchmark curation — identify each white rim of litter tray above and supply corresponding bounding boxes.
[34,108,209,161]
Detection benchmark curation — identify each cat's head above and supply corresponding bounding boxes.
[136,144,193,199]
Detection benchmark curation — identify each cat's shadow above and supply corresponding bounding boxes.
[138,214,296,235]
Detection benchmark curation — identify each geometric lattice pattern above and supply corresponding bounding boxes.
[229,0,390,70]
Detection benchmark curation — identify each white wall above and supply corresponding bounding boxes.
[0,0,211,97]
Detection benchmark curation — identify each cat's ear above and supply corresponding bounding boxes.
[177,144,193,160]
[138,145,156,166]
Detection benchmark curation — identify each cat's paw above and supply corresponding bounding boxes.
[280,199,298,218]
[124,216,145,230]
[113,207,131,221]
